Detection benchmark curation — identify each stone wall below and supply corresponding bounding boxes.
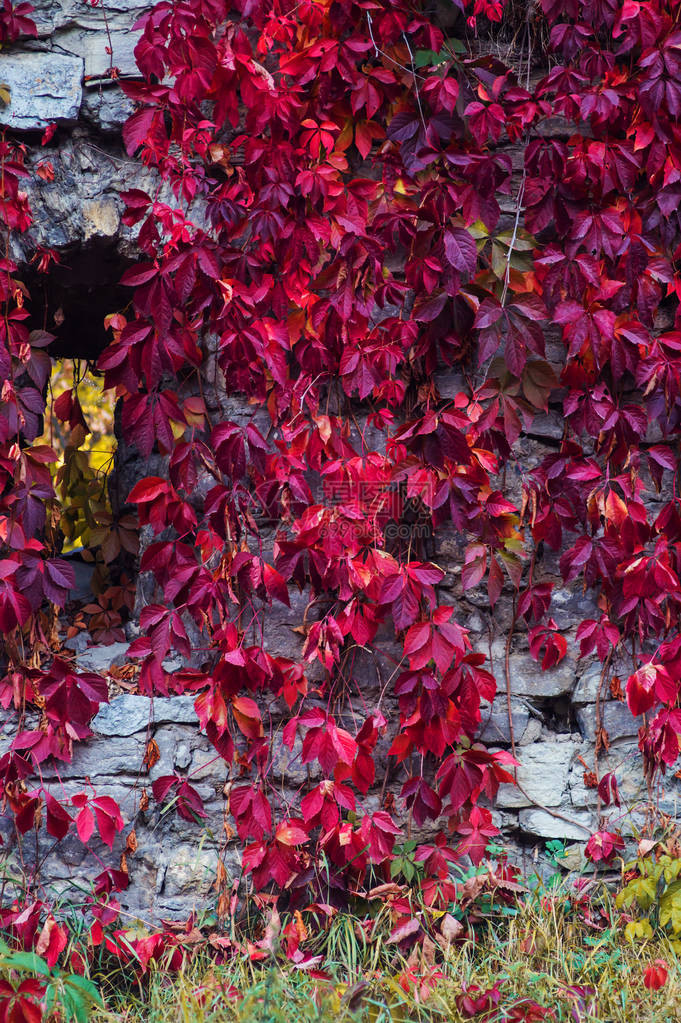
[2,2,675,922]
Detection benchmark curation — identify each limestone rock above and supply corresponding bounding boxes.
[479,697,530,746]
[94,693,199,736]
[82,83,135,130]
[573,662,604,704]
[75,640,129,673]
[189,747,229,784]
[47,735,145,778]
[0,52,82,129]
[82,197,120,240]
[568,740,644,808]
[153,695,199,727]
[518,808,593,841]
[93,695,150,737]
[54,26,139,78]
[577,701,643,742]
[494,739,583,809]
[31,0,151,36]
[549,587,599,631]
[63,630,92,653]
[508,651,577,699]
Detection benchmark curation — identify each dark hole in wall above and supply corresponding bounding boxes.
[24,239,138,610]
[530,695,580,735]
[26,238,134,361]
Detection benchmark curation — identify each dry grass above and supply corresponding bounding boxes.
[90,876,681,1023]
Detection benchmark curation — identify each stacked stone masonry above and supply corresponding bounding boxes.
[2,1,678,921]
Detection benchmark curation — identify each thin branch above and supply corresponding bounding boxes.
[401,31,428,135]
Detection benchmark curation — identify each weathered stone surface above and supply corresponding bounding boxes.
[568,740,644,809]
[64,630,92,653]
[45,735,145,778]
[518,808,593,841]
[55,26,140,78]
[93,695,151,736]
[31,0,150,36]
[94,694,200,737]
[494,739,584,809]
[549,588,599,631]
[526,411,565,440]
[76,640,129,673]
[154,844,221,915]
[507,651,577,699]
[0,52,82,129]
[189,747,229,784]
[577,701,643,742]
[82,83,135,130]
[154,695,199,726]
[572,662,604,704]
[14,132,166,258]
[479,697,531,746]
[82,196,121,240]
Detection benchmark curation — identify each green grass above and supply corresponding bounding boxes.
[88,879,681,1023]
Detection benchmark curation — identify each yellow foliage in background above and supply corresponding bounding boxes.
[40,359,116,554]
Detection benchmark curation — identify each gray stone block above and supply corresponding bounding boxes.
[55,26,139,78]
[93,694,199,738]
[93,695,151,736]
[518,808,593,841]
[479,697,530,746]
[31,0,150,35]
[577,701,643,742]
[45,735,145,778]
[573,662,604,704]
[508,650,577,699]
[549,587,599,631]
[76,641,129,673]
[0,52,82,129]
[568,740,644,809]
[153,695,199,726]
[494,739,583,809]
[82,84,135,130]
[64,630,92,654]
[189,747,228,784]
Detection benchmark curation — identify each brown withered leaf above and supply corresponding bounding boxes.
[217,893,230,922]
[638,838,658,858]
[143,738,160,770]
[420,934,436,968]
[440,913,464,944]
[610,676,624,701]
[126,829,138,855]
[139,789,150,812]
[367,882,404,901]
[215,860,227,890]
[459,873,486,907]
[110,663,137,681]
[595,725,610,754]
[387,917,421,944]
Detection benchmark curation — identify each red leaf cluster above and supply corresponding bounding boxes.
[4,0,681,934]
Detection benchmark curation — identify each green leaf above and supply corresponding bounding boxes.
[0,949,51,976]
[414,49,441,68]
[65,974,103,1003]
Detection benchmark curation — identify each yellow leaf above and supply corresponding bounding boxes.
[624,919,653,943]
